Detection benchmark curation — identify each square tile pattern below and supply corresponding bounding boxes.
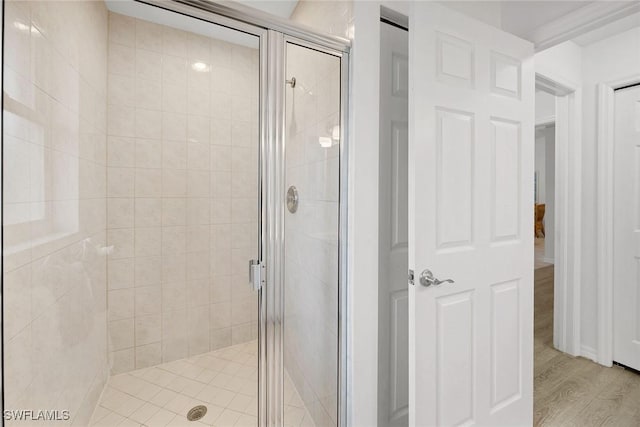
[90,341,315,427]
[105,11,260,374]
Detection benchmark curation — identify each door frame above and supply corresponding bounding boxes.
[535,71,583,358]
[596,74,640,367]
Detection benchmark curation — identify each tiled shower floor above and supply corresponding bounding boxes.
[89,341,315,427]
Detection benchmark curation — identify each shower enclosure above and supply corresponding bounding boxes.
[1,1,349,426]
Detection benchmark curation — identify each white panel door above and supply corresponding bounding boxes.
[408,3,534,426]
[613,85,640,370]
[379,21,409,427]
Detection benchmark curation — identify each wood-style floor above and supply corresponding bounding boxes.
[534,265,640,426]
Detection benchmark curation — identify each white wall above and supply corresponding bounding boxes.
[535,130,546,204]
[535,124,555,261]
[535,90,556,262]
[535,90,556,124]
[580,26,640,351]
[535,26,640,357]
[543,126,555,262]
[535,40,583,87]
[439,1,502,28]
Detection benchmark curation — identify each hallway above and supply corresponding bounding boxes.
[534,266,640,426]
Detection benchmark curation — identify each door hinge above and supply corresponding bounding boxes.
[249,260,265,291]
[408,269,415,286]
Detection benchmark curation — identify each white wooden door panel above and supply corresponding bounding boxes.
[380,22,409,427]
[409,3,534,426]
[613,85,640,370]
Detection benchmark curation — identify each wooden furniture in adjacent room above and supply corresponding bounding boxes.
[535,203,546,238]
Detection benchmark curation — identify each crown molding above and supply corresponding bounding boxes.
[529,1,640,51]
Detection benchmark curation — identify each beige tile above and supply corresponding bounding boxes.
[135,138,162,168]
[135,198,162,226]
[109,13,135,47]
[162,55,187,85]
[108,105,136,137]
[108,167,135,197]
[136,20,163,53]
[108,258,135,290]
[162,27,188,58]
[109,289,135,321]
[135,227,162,257]
[135,256,162,287]
[135,168,162,197]
[109,74,135,107]
[162,198,187,226]
[136,108,162,139]
[109,43,136,76]
[135,287,162,317]
[163,83,188,113]
[162,112,188,141]
[111,348,135,375]
[109,318,135,351]
[136,50,162,82]
[135,315,162,346]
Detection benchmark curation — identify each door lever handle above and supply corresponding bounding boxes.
[419,269,455,287]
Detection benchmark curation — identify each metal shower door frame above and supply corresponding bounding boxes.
[278,35,350,427]
[132,2,351,426]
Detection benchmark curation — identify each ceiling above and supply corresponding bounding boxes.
[501,1,594,39]
[445,1,639,48]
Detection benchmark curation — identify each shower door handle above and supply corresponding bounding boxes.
[249,260,264,292]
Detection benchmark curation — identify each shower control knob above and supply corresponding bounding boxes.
[287,186,299,213]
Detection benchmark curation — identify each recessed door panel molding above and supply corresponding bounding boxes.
[392,53,409,98]
[490,51,522,99]
[391,120,409,250]
[436,32,475,88]
[390,290,409,418]
[491,117,522,244]
[410,2,534,426]
[435,108,474,252]
[490,280,522,411]
[436,290,475,426]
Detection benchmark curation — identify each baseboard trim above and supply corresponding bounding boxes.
[581,345,598,362]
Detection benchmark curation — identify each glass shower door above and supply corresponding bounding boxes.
[283,41,343,427]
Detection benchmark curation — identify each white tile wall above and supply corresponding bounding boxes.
[284,45,341,427]
[3,0,109,425]
[106,12,260,374]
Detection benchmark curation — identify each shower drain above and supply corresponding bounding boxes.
[186,405,207,421]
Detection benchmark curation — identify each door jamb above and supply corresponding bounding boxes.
[535,71,583,358]
[596,74,640,367]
